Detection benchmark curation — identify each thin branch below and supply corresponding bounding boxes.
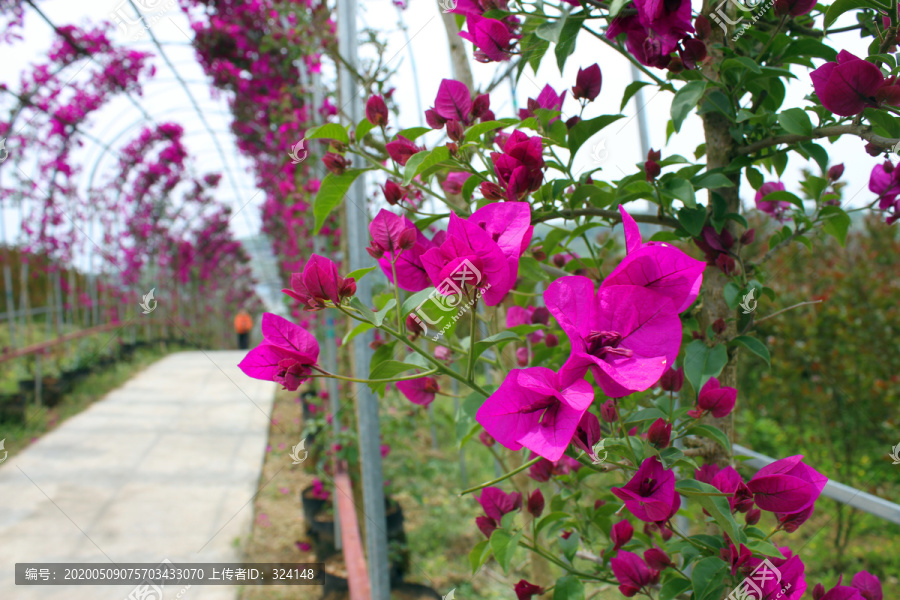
[737,124,900,156]
[754,300,822,324]
[533,208,680,228]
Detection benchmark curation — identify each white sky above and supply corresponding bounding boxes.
[0,0,879,261]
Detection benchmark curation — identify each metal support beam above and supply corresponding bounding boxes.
[337,0,390,597]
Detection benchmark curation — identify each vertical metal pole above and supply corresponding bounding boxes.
[337,0,390,596]
[630,64,652,159]
[452,376,467,488]
[35,353,42,407]
[4,265,17,348]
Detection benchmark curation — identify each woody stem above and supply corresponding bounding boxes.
[390,257,403,333]
[466,295,479,383]
[458,457,541,496]
[310,365,438,384]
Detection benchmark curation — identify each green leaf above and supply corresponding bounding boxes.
[349,296,377,324]
[463,119,514,144]
[313,169,367,234]
[683,340,728,392]
[368,360,420,395]
[762,189,804,208]
[396,126,431,141]
[305,122,350,145]
[687,424,732,455]
[677,206,707,236]
[472,331,520,360]
[468,539,491,574]
[567,114,624,158]
[401,288,435,316]
[553,575,585,600]
[555,15,586,72]
[779,108,813,135]
[345,265,376,282]
[372,299,397,327]
[402,146,451,185]
[671,81,706,133]
[536,512,570,536]
[732,335,771,366]
[342,322,374,346]
[620,80,652,111]
[723,56,762,74]
[456,390,486,447]
[356,117,375,141]
[624,407,667,427]
[864,107,900,137]
[518,256,551,282]
[536,15,566,43]
[660,577,692,600]
[677,480,743,543]
[821,205,851,246]
[824,0,878,29]
[401,287,460,341]
[692,172,734,190]
[665,177,697,209]
[689,556,729,600]
[489,528,523,573]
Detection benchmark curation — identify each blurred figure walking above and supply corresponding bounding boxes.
[234,310,253,349]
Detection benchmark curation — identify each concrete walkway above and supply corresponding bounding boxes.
[0,351,275,600]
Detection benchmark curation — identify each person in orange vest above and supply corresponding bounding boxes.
[234,310,253,350]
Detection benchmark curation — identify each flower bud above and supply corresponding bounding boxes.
[322,152,350,175]
[865,142,883,157]
[745,508,761,526]
[527,489,545,518]
[712,318,727,334]
[695,14,711,39]
[382,180,405,205]
[647,418,672,448]
[406,314,423,336]
[740,228,755,245]
[516,347,530,367]
[828,163,844,180]
[600,399,618,423]
[446,119,464,142]
[552,254,567,268]
[531,248,547,261]
[530,307,550,325]
[479,430,495,447]
[611,519,633,551]
[480,181,505,200]
[424,108,445,129]
[812,583,825,600]
[545,333,559,348]
[565,115,581,129]
[645,158,661,181]
[659,367,683,392]
[365,94,388,126]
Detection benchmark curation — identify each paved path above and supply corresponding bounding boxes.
[0,351,275,600]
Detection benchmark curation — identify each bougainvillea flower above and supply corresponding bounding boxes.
[755,181,792,219]
[476,486,522,522]
[528,453,581,481]
[526,489,544,518]
[518,84,565,121]
[571,411,602,460]
[694,463,721,484]
[612,456,676,522]
[820,585,865,600]
[374,214,435,292]
[611,519,634,551]
[643,547,671,571]
[421,212,514,306]
[491,130,545,202]
[851,572,883,600]
[658,366,684,391]
[381,180,406,205]
[811,51,888,116]
[514,579,545,600]
[710,466,754,513]
[368,209,418,256]
[395,376,439,406]
[610,551,656,597]
[779,0,817,16]
[747,455,827,515]
[385,134,421,165]
[365,94,388,126]
[432,78,473,123]
[459,14,514,62]
[441,171,471,195]
[869,160,900,224]
[745,549,808,600]
[545,276,682,397]
[689,376,737,418]
[572,64,602,101]
[283,254,356,310]
[636,0,694,46]
[720,541,752,576]
[602,206,705,313]
[469,201,533,282]
[607,14,676,69]
[777,504,815,532]
[238,313,319,391]
[476,366,594,461]
[647,418,672,448]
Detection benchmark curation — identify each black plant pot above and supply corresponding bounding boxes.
[321,555,405,595]
[301,485,330,524]
[41,377,64,408]
[0,393,26,424]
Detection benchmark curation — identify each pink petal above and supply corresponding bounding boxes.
[260,313,319,361]
[434,78,472,122]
